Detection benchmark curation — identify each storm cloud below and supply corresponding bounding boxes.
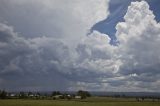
[0,0,160,92]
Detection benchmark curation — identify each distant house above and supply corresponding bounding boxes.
[10,93,16,97]
[67,95,71,97]
[75,96,81,99]
[28,94,34,97]
[35,94,40,97]
[54,95,63,99]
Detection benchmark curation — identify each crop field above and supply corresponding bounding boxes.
[0,97,160,106]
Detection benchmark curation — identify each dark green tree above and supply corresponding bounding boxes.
[51,91,61,96]
[77,90,91,99]
[28,91,32,95]
[0,90,7,99]
[19,92,26,99]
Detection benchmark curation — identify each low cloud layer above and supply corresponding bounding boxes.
[0,0,160,91]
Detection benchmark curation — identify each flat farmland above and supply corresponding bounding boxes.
[0,97,160,106]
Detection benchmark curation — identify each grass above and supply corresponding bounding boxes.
[0,97,160,106]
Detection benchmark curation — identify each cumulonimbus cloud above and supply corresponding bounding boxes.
[0,0,160,91]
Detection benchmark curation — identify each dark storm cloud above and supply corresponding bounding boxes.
[0,23,32,74]
[0,22,78,91]
[0,0,160,92]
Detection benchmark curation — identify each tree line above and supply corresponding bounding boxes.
[0,90,91,100]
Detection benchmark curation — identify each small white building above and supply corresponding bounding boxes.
[67,95,71,97]
[10,94,16,97]
[28,94,34,97]
[54,95,63,99]
[75,96,81,99]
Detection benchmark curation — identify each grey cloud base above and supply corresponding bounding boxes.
[0,1,160,91]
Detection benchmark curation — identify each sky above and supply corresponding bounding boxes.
[0,0,160,92]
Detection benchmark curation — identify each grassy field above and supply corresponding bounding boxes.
[0,97,160,106]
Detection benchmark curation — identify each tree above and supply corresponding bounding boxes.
[35,92,40,99]
[51,91,61,96]
[77,90,91,99]
[36,92,40,97]
[28,92,33,96]
[0,90,7,99]
[19,92,26,99]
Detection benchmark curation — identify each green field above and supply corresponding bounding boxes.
[0,97,160,106]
